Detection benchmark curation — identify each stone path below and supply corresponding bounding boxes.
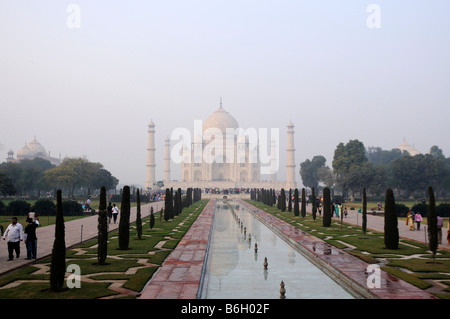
[139,199,216,299]
[0,201,164,276]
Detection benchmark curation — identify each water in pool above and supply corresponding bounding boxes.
[199,200,354,299]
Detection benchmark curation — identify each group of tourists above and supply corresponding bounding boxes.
[332,203,348,218]
[107,202,119,223]
[406,210,450,244]
[406,210,424,231]
[1,201,123,262]
[2,212,39,261]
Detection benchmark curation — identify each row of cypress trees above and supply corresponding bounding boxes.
[50,184,184,291]
[252,184,440,256]
[164,187,201,222]
[384,185,439,259]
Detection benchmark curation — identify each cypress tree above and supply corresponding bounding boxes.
[281,189,286,212]
[294,188,299,216]
[272,189,276,207]
[277,190,281,210]
[136,189,142,240]
[97,186,108,264]
[288,189,292,212]
[188,188,193,206]
[269,189,273,206]
[427,186,438,261]
[301,188,306,218]
[384,188,399,249]
[164,188,170,222]
[118,185,131,250]
[149,206,155,230]
[322,187,332,227]
[177,188,182,215]
[170,188,174,219]
[50,189,66,291]
[362,188,367,237]
[312,187,317,221]
[174,190,179,216]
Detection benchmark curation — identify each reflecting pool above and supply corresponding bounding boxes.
[199,200,354,299]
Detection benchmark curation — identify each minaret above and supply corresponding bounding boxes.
[145,120,156,190]
[163,137,171,183]
[286,121,296,189]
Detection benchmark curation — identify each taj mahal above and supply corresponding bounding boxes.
[144,102,297,191]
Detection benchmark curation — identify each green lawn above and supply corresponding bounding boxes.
[248,200,450,299]
[0,199,208,299]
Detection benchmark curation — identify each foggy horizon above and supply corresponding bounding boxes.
[1,1,449,188]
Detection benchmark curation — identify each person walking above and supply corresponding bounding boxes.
[107,202,113,223]
[24,218,38,260]
[112,204,119,223]
[447,219,450,244]
[415,211,423,231]
[437,214,443,244]
[335,204,340,218]
[2,217,24,261]
[86,197,91,211]
[406,211,415,231]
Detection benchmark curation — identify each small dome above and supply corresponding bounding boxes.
[397,139,420,156]
[28,137,47,157]
[17,144,35,159]
[203,106,239,135]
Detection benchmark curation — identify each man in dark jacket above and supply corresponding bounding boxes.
[24,218,38,260]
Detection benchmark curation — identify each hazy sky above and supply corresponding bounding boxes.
[1,1,449,188]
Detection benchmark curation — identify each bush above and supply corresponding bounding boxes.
[333,195,345,204]
[33,198,56,216]
[62,200,83,216]
[436,203,450,217]
[411,203,428,217]
[395,203,410,218]
[0,201,5,215]
[6,200,31,216]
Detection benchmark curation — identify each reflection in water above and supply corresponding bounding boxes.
[200,200,354,299]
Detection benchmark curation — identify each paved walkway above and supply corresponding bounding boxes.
[0,201,164,276]
[308,206,450,250]
[139,199,216,299]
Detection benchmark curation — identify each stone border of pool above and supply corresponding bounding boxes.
[239,200,437,299]
[139,199,216,299]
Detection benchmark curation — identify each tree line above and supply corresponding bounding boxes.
[300,140,450,200]
[0,157,118,198]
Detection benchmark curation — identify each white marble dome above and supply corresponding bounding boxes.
[16,144,35,159]
[27,137,47,156]
[397,139,420,156]
[203,106,239,134]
